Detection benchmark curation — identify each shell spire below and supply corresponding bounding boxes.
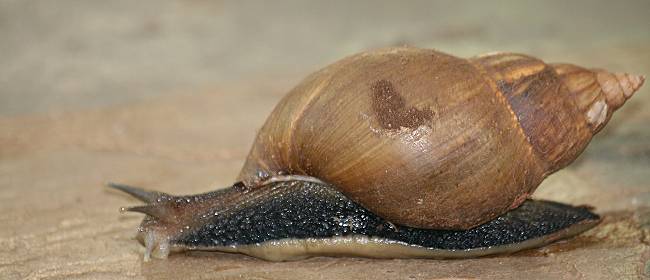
[595,71,644,111]
[551,64,644,133]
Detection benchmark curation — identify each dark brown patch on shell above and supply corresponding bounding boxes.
[370,80,434,130]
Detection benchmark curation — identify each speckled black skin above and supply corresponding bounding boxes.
[175,181,599,250]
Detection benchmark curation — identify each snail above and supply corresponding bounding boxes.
[110,47,644,261]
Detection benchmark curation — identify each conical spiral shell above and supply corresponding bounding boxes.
[237,47,643,230]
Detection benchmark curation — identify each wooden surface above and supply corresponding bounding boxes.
[1,1,649,279]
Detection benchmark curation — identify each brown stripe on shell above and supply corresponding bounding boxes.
[475,52,533,67]
[468,57,545,173]
[473,53,548,83]
[466,59,547,216]
[472,54,593,174]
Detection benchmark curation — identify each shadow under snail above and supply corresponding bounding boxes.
[110,47,645,261]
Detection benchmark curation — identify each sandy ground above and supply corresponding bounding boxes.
[1,0,649,279]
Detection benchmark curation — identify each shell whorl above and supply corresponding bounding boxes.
[553,63,644,133]
[472,53,644,173]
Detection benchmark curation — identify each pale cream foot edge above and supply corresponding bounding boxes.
[164,219,597,261]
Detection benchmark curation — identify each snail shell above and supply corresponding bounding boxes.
[238,47,644,229]
[111,47,644,261]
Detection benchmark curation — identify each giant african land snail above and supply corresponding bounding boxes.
[111,47,644,261]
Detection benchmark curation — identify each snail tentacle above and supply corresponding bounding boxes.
[108,182,169,203]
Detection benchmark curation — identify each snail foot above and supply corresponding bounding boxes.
[169,180,601,260]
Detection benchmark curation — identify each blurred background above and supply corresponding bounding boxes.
[1,1,648,279]
[2,0,647,116]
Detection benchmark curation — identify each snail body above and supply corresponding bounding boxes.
[111,47,644,261]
